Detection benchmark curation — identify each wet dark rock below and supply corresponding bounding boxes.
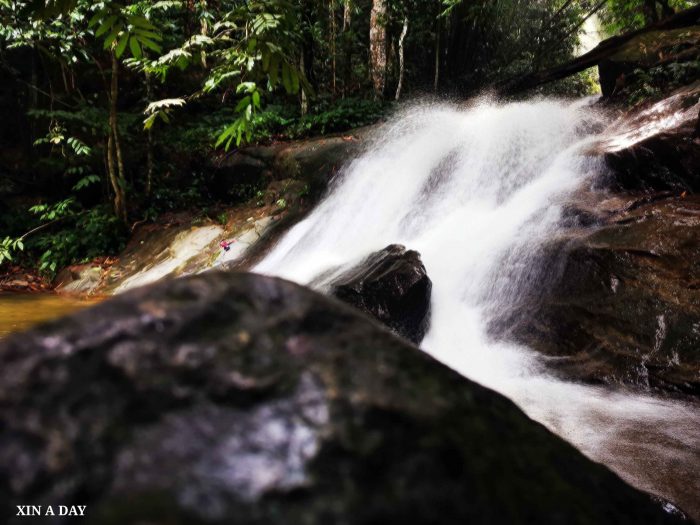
[506,196,700,396]
[524,84,700,395]
[0,271,682,525]
[600,81,700,192]
[330,244,431,344]
[604,124,700,192]
[210,131,367,204]
[210,150,273,201]
[54,264,103,296]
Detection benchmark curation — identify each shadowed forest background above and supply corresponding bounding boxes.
[0,0,698,278]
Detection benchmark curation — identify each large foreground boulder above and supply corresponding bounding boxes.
[330,244,431,344]
[0,272,683,524]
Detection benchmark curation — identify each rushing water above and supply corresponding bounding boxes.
[254,98,700,518]
[0,293,95,338]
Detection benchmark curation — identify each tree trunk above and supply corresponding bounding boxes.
[369,0,387,99]
[300,0,315,87]
[200,0,208,67]
[342,0,352,97]
[145,72,155,197]
[395,17,408,101]
[657,0,674,19]
[643,0,659,25]
[433,18,440,92]
[109,53,127,223]
[329,0,337,95]
[300,52,308,116]
[106,134,121,222]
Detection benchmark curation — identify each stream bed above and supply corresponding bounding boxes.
[0,293,96,338]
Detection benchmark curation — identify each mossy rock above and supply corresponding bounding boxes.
[0,272,683,524]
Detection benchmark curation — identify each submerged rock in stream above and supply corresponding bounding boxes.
[0,272,683,524]
[330,244,431,344]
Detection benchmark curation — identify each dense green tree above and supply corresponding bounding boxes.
[600,0,697,32]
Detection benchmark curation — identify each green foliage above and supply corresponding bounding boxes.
[143,97,186,129]
[0,237,24,265]
[215,82,265,148]
[137,0,305,149]
[144,171,213,219]
[291,98,386,137]
[28,106,111,136]
[600,0,697,34]
[7,0,674,277]
[33,124,94,157]
[73,174,101,190]
[621,58,700,105]
[32,205,125,275]
[162,98,386,156]
[29,197,77,221]
[0,201,125,276]
[88,4,162,59]
[210,98,386,144]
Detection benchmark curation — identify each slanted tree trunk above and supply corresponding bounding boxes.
[395,17,408,101]
[369,0,387,99]
[498,3,700,95]
[108,52,127,223]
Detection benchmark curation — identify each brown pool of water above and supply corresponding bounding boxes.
[0,293,98,338]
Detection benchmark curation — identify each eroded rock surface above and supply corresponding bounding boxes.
[0,272,681,524]
[599,81,700,191]
[504,84,700,397]
[506,195,700,396]
[330,244,431,344]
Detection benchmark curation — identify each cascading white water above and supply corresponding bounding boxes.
[254,98,700,516]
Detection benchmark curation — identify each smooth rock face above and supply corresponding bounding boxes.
[603,119,700,192]
[211,131,367,203]
[330,244,432,344]
[0,272,681,524]
[505,196,700,396]
[54,265,105,296]
[598,81,700,192]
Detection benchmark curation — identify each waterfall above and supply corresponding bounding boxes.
[254,98,699,514]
